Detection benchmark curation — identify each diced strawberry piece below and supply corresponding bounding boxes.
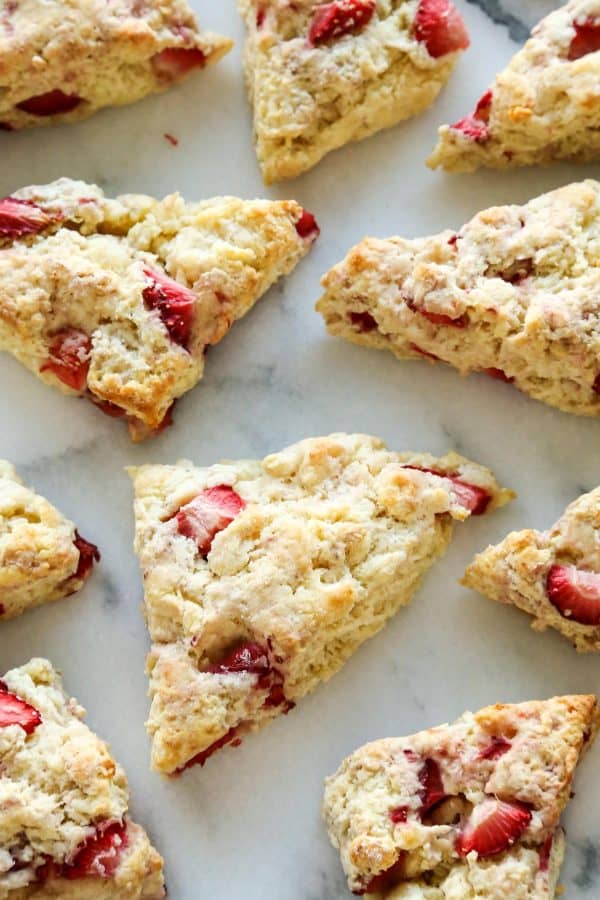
[152,47,206,79]
[448,234,459,247]
[539,833,553,872]
[568,17,600,60]
[142,267,196,349]
[73,532,100,582]
[389,806,408,824]
[410,343,440,361]
[456,798,531,858]
[16,90,82,116]
[478,736,511,760]
[175,485,246,556]
[308,0,376,45]
[547,564,600,626]
[349,311,378,332]
[483,367,513,383]
[40,329,92,392]
[419,758,446,814]
[64,822,129,879]
[414,0,470,58]
[256,6,266,27]
[403,466,491,515]
[263,681,295,711]
[356,855,407,895]
[407,299,466,327]
[91,397,127,418]
[0,197,54,238]
[207,641,271,676]
[0,683,42,734]
[0,604,5,616]
[179,728,242,771]
[593,373,600,395]
[295,209,320,241]
[451,90,492,142]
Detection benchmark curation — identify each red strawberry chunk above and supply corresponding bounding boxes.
[175,485,246,556]
[0,683,42,734]
[349,311,378,332]
[539,833,554,872]
[17,90,82,117]
[90,397,127,418]
[568,17,600,60]
[389,806,408,824]
[404,466,491,515]
[40,329,92,392]
[0,197,55,238]
[483,367,513,383]
[308,0,376,45]
[64,822,129,879]
[179,727,242,771]
[414,0,470,58]
[456,798,531,858]
[356,854,407,895]
[419,757,446,814]
[451,90,492,142]
[593,373,600,395]
[73,532,100,582]
[142,267,196,349]
[207,641,271,676]
[152,47,206,79]
[295,209,320,241]
[410,342,440,361]
[256,6,266,27]
[547,564,600,626]
[478,736,511,760]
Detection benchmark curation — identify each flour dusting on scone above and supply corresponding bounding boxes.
[464,486,600,653]
[0,178,318,440]
[323,694,599,897]
[129,433,512,774]
[0,0,232,131]
[238,0,470,183]
[317,180,600,418]
[0,461,98,619]
[0,658,165,898]
[428,0,600,172]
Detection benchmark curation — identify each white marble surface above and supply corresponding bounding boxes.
[1,2,599,898]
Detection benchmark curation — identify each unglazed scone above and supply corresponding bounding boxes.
[0,658,165,899]
[428,0,600,172]
[323,694,599,897]
[0,178,318,441]
[464,486,600,653]
[129,433,513,774]
[238,0,470,183]
[0,461,99,619]
[317,180,600,418]
[0,0,232,131]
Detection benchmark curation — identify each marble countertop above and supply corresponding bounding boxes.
[1,2,599,898]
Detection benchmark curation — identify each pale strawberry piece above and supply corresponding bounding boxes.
[16,89,82,116]
[142,267,196,349]
[547,564,600,626]
[308,0,376,46]
[349,311,378,332]
[207,641,271,676]
[568,16,600,60]
[451,89,492,142]
[64,821,129,879]
[483,367,513,383]
[152,47,206,79]
[0,683,42,734]
[456,798,531,858]
[404,466,491,515]
[40,329,92,392]
[73,532,100,583]
[0,196,54,238]
[414,0,470,58]
[407,298,467,327]
[538,833,554,872]
[478,736,511,760]
[294,209,320,240]
[175,485,246,556]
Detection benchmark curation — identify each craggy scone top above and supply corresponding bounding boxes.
[0,177,318,440]
[0,0,232,129]
[239,0,470,182]
[323,695,599,897]
[0,658,165,899]
[0,461,98,619]
[318,180,600,417]
[131,433,512,774]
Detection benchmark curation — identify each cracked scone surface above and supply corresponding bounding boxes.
[0,0,232,130]
[317,180,600,418]
[238,0,469,183]
[130,433,512,774]
[464,486,600,653]
[0,461,98,619]
[0,658,164,899]
[0,177,317,440]
[428,0,600,172]
[323,694,599,897]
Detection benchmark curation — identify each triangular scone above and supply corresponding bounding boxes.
[238,0,470,183]
[428,0,600,172]
[323,695,599,897]
[0,178,318,441]
[464,487,600,653]
[317,181,600,418]
[0,0,232,131]
[130,433,513,774]
[0,461,99,620]
[0,658,165,898]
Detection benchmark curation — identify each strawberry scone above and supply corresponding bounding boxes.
[238,0,470,183]
[428,0,600,172]
[323,694,599,897]
[464,486,600,653]
[0,461,99,619]
[317,180,600,418]
[0,177,318,441]
[130,433,512,774]
[0,657,165,898]
[0,0,232,131]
